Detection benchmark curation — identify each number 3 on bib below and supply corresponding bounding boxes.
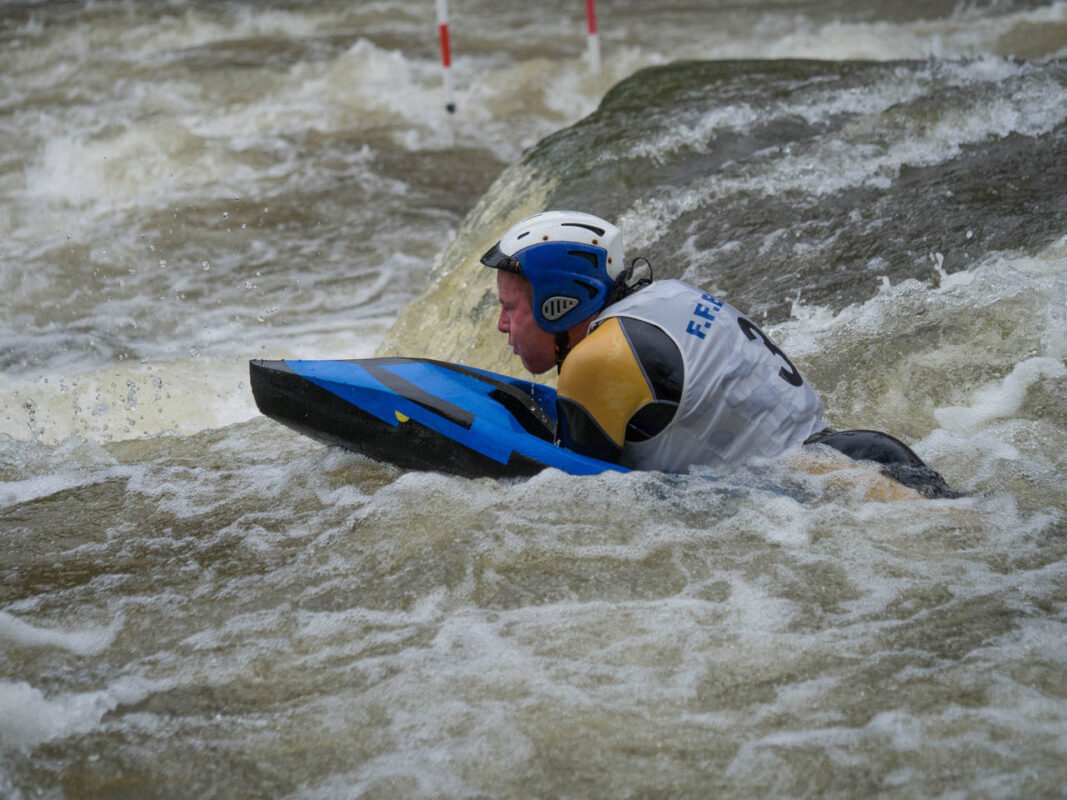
[736,318,803,387]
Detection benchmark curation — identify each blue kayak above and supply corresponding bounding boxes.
[249,358,627,477]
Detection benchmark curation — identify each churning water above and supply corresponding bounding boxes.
[2,1,1066,797]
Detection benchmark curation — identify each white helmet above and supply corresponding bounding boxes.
[480,211,627,333]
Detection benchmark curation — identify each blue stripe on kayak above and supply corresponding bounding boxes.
[285,359,627,475]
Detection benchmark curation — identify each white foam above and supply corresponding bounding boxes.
[23,123,209,210]
[83,6,327,60]
[0,354,297,444]
[933,357,1067,432]
[621,58,1067,252]
[0,471,101,509]
[0,676,160,751]
[708,2,1067,61]
[0,611,118,656]
[0,320,386,445]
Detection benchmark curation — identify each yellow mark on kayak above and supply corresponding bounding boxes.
[395,411,409,423]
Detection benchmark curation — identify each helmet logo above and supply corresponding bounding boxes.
[541,295,580,322]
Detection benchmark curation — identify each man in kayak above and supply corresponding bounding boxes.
[482,210,959,497]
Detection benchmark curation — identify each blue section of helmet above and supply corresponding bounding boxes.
[514,241,612,333]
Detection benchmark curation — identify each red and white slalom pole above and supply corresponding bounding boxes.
[435,0,456,113]
[585,0,600,74]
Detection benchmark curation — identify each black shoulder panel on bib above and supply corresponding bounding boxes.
[617,317,683,404]
[616,317,683,442]
[556,396,623,463]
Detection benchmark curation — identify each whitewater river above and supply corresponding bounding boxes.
[2,1,1066,797]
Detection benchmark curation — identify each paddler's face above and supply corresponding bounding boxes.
[496,271,557,375]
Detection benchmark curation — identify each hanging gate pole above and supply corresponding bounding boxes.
[585,0,600,74]
[436,0,456,113]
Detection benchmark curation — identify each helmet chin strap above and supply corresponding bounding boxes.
[554,330,572,373]
[605,257,654,305]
